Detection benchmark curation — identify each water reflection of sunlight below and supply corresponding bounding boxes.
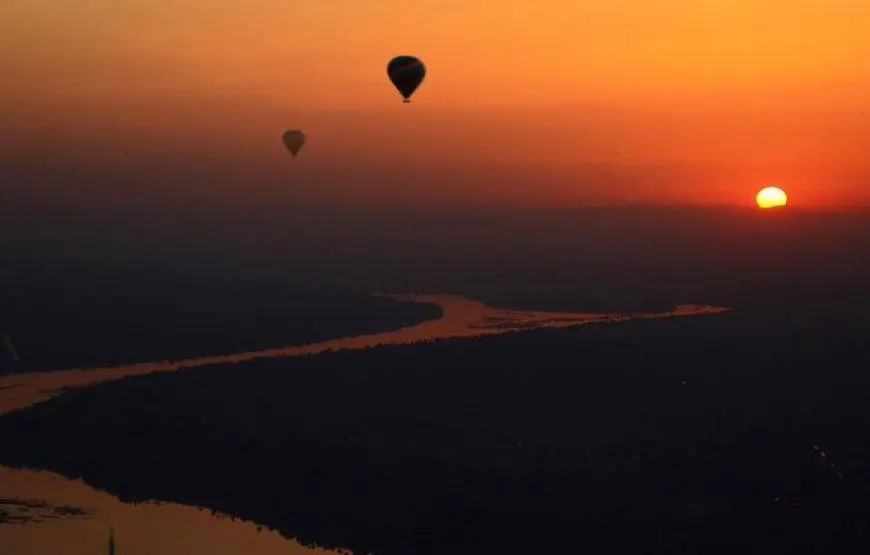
[0,295,729,417]
[0,467,345,555]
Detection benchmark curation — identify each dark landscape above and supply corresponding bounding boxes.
[6,203,868,374]
[0,274,439,373]
[2,285,870,554]
[5,203,869,308]
[3,206,870,555]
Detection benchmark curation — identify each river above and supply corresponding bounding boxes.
[0,294,729,555]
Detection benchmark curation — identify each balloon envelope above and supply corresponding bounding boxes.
[282,130,306,157]
[387,56,426,103]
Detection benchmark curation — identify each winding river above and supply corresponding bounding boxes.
[0,294,729,555]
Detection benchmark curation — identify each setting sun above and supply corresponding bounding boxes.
[756,187,788,209]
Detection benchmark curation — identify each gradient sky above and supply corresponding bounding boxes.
[3,0,870,208]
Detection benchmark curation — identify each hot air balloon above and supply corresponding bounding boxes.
[387,56,426,103]
[282,130,306,157]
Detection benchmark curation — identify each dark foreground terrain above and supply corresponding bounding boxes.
[0,279,440,373]
[3,294,870,555]
[4,204,870,372]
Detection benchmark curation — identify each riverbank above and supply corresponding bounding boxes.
[8,302,870,555]
[0,295,727,416]
[0,288,442,374]
[0,294,727,555]
[0,465,333,555]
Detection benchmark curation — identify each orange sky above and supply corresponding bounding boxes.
[3,0,870,208]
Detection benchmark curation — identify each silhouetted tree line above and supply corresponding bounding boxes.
[3,292,870,554]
